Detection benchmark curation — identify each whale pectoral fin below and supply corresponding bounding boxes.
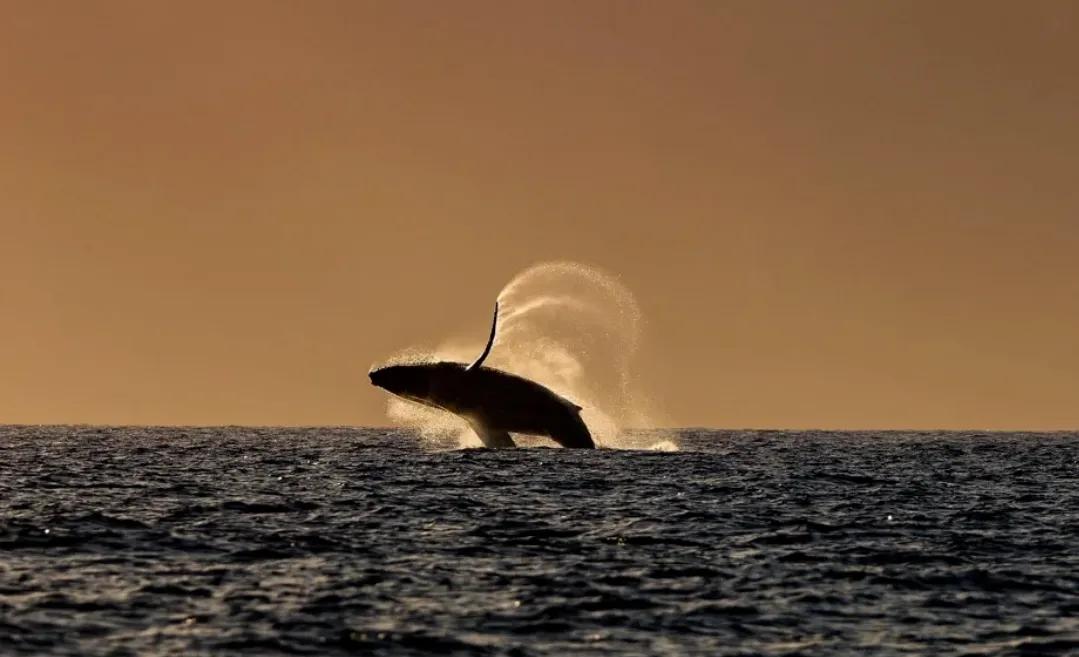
[469,421,515,449]
[466,301,499,372]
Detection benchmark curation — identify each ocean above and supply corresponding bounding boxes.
[1,426,1076,656]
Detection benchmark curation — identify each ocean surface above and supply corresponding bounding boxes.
[1,426,1077,656]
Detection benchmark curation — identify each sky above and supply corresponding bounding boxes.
[2,1,1078,429]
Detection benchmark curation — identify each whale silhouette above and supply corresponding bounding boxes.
[369,303,595,448]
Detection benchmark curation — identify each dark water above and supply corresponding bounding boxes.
[1,427,1077,656]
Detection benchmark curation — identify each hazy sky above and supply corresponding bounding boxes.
[3,1,1078,428]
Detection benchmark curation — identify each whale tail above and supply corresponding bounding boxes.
[466,301,499,372]
[549,413,595,449]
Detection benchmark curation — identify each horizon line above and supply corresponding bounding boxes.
[1,423,1077,434]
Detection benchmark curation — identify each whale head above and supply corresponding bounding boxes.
[369,361,469,409]
[369,364,431,399]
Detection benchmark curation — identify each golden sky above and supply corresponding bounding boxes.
[3,1,1078,429]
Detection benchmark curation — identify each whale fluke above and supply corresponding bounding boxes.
[466,301,499,372]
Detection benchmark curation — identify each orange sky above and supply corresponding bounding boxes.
[2,1,1077,429]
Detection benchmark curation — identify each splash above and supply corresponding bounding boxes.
[386,394,479,449]
[380,261,674,450]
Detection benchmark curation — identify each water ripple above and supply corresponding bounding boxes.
[0,426,1077,656]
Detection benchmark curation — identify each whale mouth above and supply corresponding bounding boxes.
[368,364,427,400]
[368,367,389,389]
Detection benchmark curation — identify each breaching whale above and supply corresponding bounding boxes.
[369,303,595,448]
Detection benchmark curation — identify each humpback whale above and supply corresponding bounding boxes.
[369,303,595,449]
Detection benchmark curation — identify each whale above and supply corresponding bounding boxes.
[369,303,595,448]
